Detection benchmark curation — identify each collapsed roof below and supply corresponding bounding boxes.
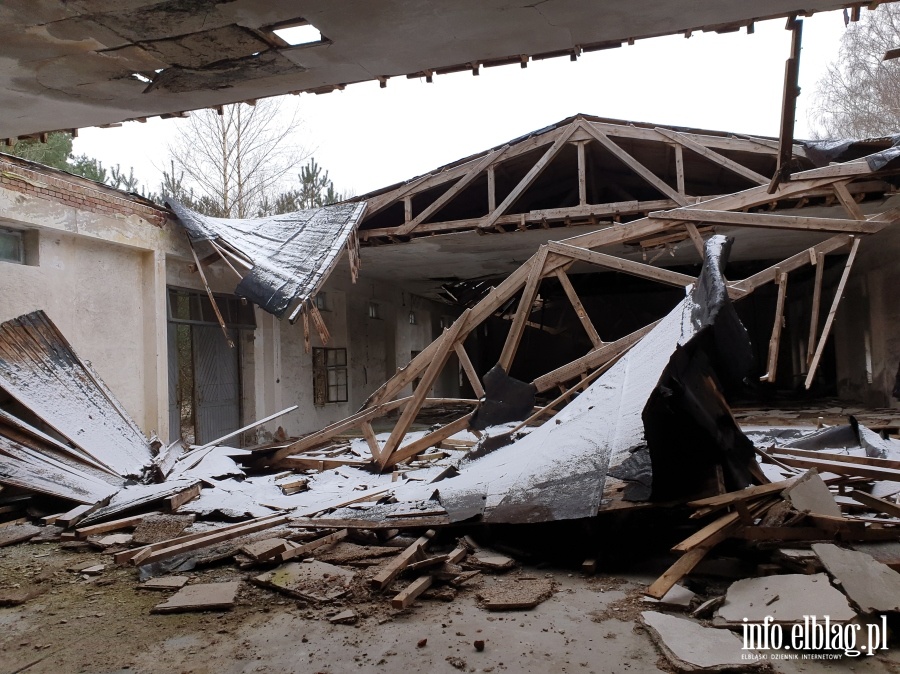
[0,1,871,141]
[167,198,365,322]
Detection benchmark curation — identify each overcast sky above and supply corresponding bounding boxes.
[73,10,848,198]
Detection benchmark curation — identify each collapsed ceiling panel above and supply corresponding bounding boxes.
[168,198,366,320]
[0,1,864,139]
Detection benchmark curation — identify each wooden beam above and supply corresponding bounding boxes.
[655,127,769,185]
[769,17,803,190]
[498,246,550,372]
[187,239,234,348]
[275,529,348,563]
[382,413,472,469]
[397,145,509,235]
[807,251,825,367]
[805,237,861,389]
[268,396,412,464]
[579,122,688,206]
[548,241,696,288]
[554,269,602,348]
[379,311,471,467]
[487,165,496,213]
[454,343,485,398]
[371,532,433,590]
[673,143,685,195]
[577,140,587,206]
[849,490,900,519]
[360,421,382,462]
[480,124,578,230]
[532,321,658,392]
[833,181,866,220]
[651,208,881,234]
[731,235,851,294]
[392,575,433,609]
[762,270,788,383]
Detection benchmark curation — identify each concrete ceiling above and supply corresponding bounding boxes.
[1,1,865,140]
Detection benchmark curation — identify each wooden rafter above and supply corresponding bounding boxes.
[807,250,825,368]
[548,241,696,288]
[396,144,509,235]
[805,237,861,389]
[578,121,689,207]
[650,208,881,234]
[498,246,551,371]
[480,126,578,230]
[554,269,602,348]
[454,342,485,398]
[654,127,769,186]
[762,270,788,383]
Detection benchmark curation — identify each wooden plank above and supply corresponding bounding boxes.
[382,413,473,469]
[684,223,706,257]
[512,361,611,433]
[396,145,508,235]
[275,529,348,563]
[268,396,412,463]
[498,247,550,372]
[833,181,866,220]
[673,143,685,195]
[576,140,587,206]
[74,512,156,539]
[671,512,740,553]
[188,406,298,454]
[687,478,798,508]
[645,546,713,599]
[771,446,900,471]
[371,531,433,590]
[454,343,485,398]
[762,270,788,383]
[732,234,850,294]
[805,237,861,389]
[165,483,201,512]
[554,269,602,348]
[849,490,900,519]
[113,514,286,564]
[134,515,291,566]
[549,241,696,288]
[187,239,234,348]
[379,310,471,467]
[651,208,881,234]
[581,122,688,206]
[487,165,496,212]
[360,421,382,462]
[769,454,900,482]
[277,457,372,471]
[807,251,825,367]
[532,321,657,392]
[480,124,578,230]
[391,575,433,609]
[56,504,95,529]
[654,127,769,185]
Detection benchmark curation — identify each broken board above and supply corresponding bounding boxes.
[253,561,356,602]
[151,581,240,613]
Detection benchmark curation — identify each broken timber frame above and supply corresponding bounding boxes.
[261,153,899,473]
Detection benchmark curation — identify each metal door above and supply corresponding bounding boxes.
[167,322,181,444]
[192,325,241,444]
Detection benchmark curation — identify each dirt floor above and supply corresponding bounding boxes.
[2,539,900,674]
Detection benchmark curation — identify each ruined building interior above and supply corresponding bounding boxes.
[1,2,900,673]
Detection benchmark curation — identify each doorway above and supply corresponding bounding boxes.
[167,287,255,445]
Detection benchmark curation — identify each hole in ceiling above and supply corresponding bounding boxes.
[131,73,152,83]
[272,22,322,46]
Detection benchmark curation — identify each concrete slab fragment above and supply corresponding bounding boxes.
[477,577,554,611]
[717,573,856,625]
[151,581,240,613]
[781,469,841,516]
[141,575,189,591]
[0,524,41,547]
[253,561,356,602]
[641,611,762,672]
[812,543,900,613]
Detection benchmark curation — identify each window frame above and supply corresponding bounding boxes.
[0,228,24,265]
[313,346,348,405]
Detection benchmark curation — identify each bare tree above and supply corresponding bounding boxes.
[167,99,306,218]
[810,5,900,138]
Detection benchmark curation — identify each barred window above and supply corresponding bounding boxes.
[313,347,348,404]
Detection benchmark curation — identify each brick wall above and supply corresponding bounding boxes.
[0,154,169,228]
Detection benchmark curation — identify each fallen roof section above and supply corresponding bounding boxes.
[167,198,366,322]
[0,311,153,479]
